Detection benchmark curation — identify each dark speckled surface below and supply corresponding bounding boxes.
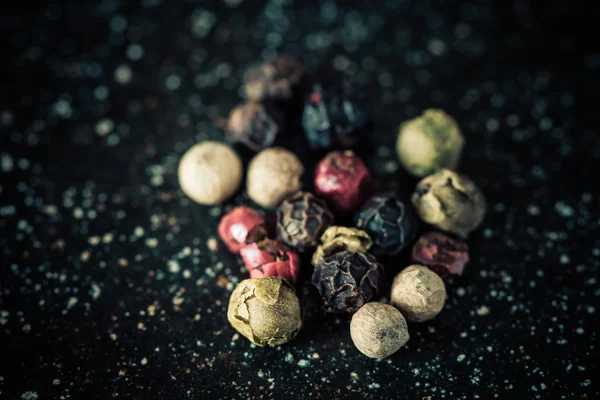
[1,1,597,399]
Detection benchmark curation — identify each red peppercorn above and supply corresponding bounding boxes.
[218,206,267,254]
[411,232,469,278]
[314,151,373,215]
[239,238,301,284]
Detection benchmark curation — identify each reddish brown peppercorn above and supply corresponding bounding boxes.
[218,207,267,254]
[276,191,333,252]
[239,238,301,284]
[314,151,373,215]
[411,232,469,278]
[243,56,307,102]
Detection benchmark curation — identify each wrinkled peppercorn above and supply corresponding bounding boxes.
[276,191,333,252]
[228,277,303,347]
[312,250,383,314]
[391,265,446,322]
[247,147,304,209]
[218,206,267,254]
[411,232,469,278]
[350,302,410,359]
[243,56,307,102]
[412,169,486,237]
[396,109,464,178]
[225,101,284,152]
[314,150,373,215]
[302,78,369,150]
[311,226,372,267]
[354,196,419,256]
[239,238,301,284]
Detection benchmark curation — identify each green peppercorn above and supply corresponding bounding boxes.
[227,277,303,347]
[311,226,372,267]
[396,109,464,178]
[411,169,486,237]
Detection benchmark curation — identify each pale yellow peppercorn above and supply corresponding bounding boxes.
[350,302,410,358]
[178,141,242,205]
[246,147,304,208]
[391,265,447,322]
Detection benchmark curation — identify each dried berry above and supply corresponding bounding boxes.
[276,191,333,252]
[354,196,419,256]
[391,265,446,322]
[312,250,383,314]
[302,78,369,150]
[396,109,464,178]
[311,226,372,267]
[247,147,304,209]
[218,207,267,254]
[412,169,486,237]
[227,277,303,347]
[239,238,301,284]
[243,56,307,102]
[314,151,373,215]
[350,303,409,359]
[225,101,284,152]
[412,232,469,278]
[178,141,242,205]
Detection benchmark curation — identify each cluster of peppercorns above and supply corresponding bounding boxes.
[177,56,487,358]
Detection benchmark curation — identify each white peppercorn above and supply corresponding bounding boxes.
[391,265,447,322]
[350,302,410,359]
[247,147,304,208]
[178,141,243,205]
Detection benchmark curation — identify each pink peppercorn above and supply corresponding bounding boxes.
[218,206,267,254]
[239,238,301,284]
[411,232,469,278]
[314,150,373,215]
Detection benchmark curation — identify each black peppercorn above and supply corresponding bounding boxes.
[354,196,419,256]
[302,77,369,150]
[276,191,333,252]
[225,101,284,152]
[311,250,383,314]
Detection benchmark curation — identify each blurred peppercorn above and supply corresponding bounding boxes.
[243,56,307,102]
[302,78,369,150]
[354,196,419,256]
[225,101,284,152]
[411,232,469,278]
[276,191,333,252]
[218,206,267,254]
[314,150,373,215]
[312,250,383,314]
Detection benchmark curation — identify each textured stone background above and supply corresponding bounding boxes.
[1,1,596,399]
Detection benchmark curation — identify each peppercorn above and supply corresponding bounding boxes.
[302,78,369,150]
[311,226,372,267]
[239,238,301,284]
[412,232,469,278]
[350,303,410,359]
[218,207,267,254]
[276,191,333,252]
[178,141,242,205]
[246,147,304,209]
[314,150,373,215]
[225,101,284,152]
[354,196,419,256]
[396,109,464,178]
[411,169,486,237]
[227,277,303,347]
[312,250,383,314]
[390,265,446,322]
[243,56,307,102]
